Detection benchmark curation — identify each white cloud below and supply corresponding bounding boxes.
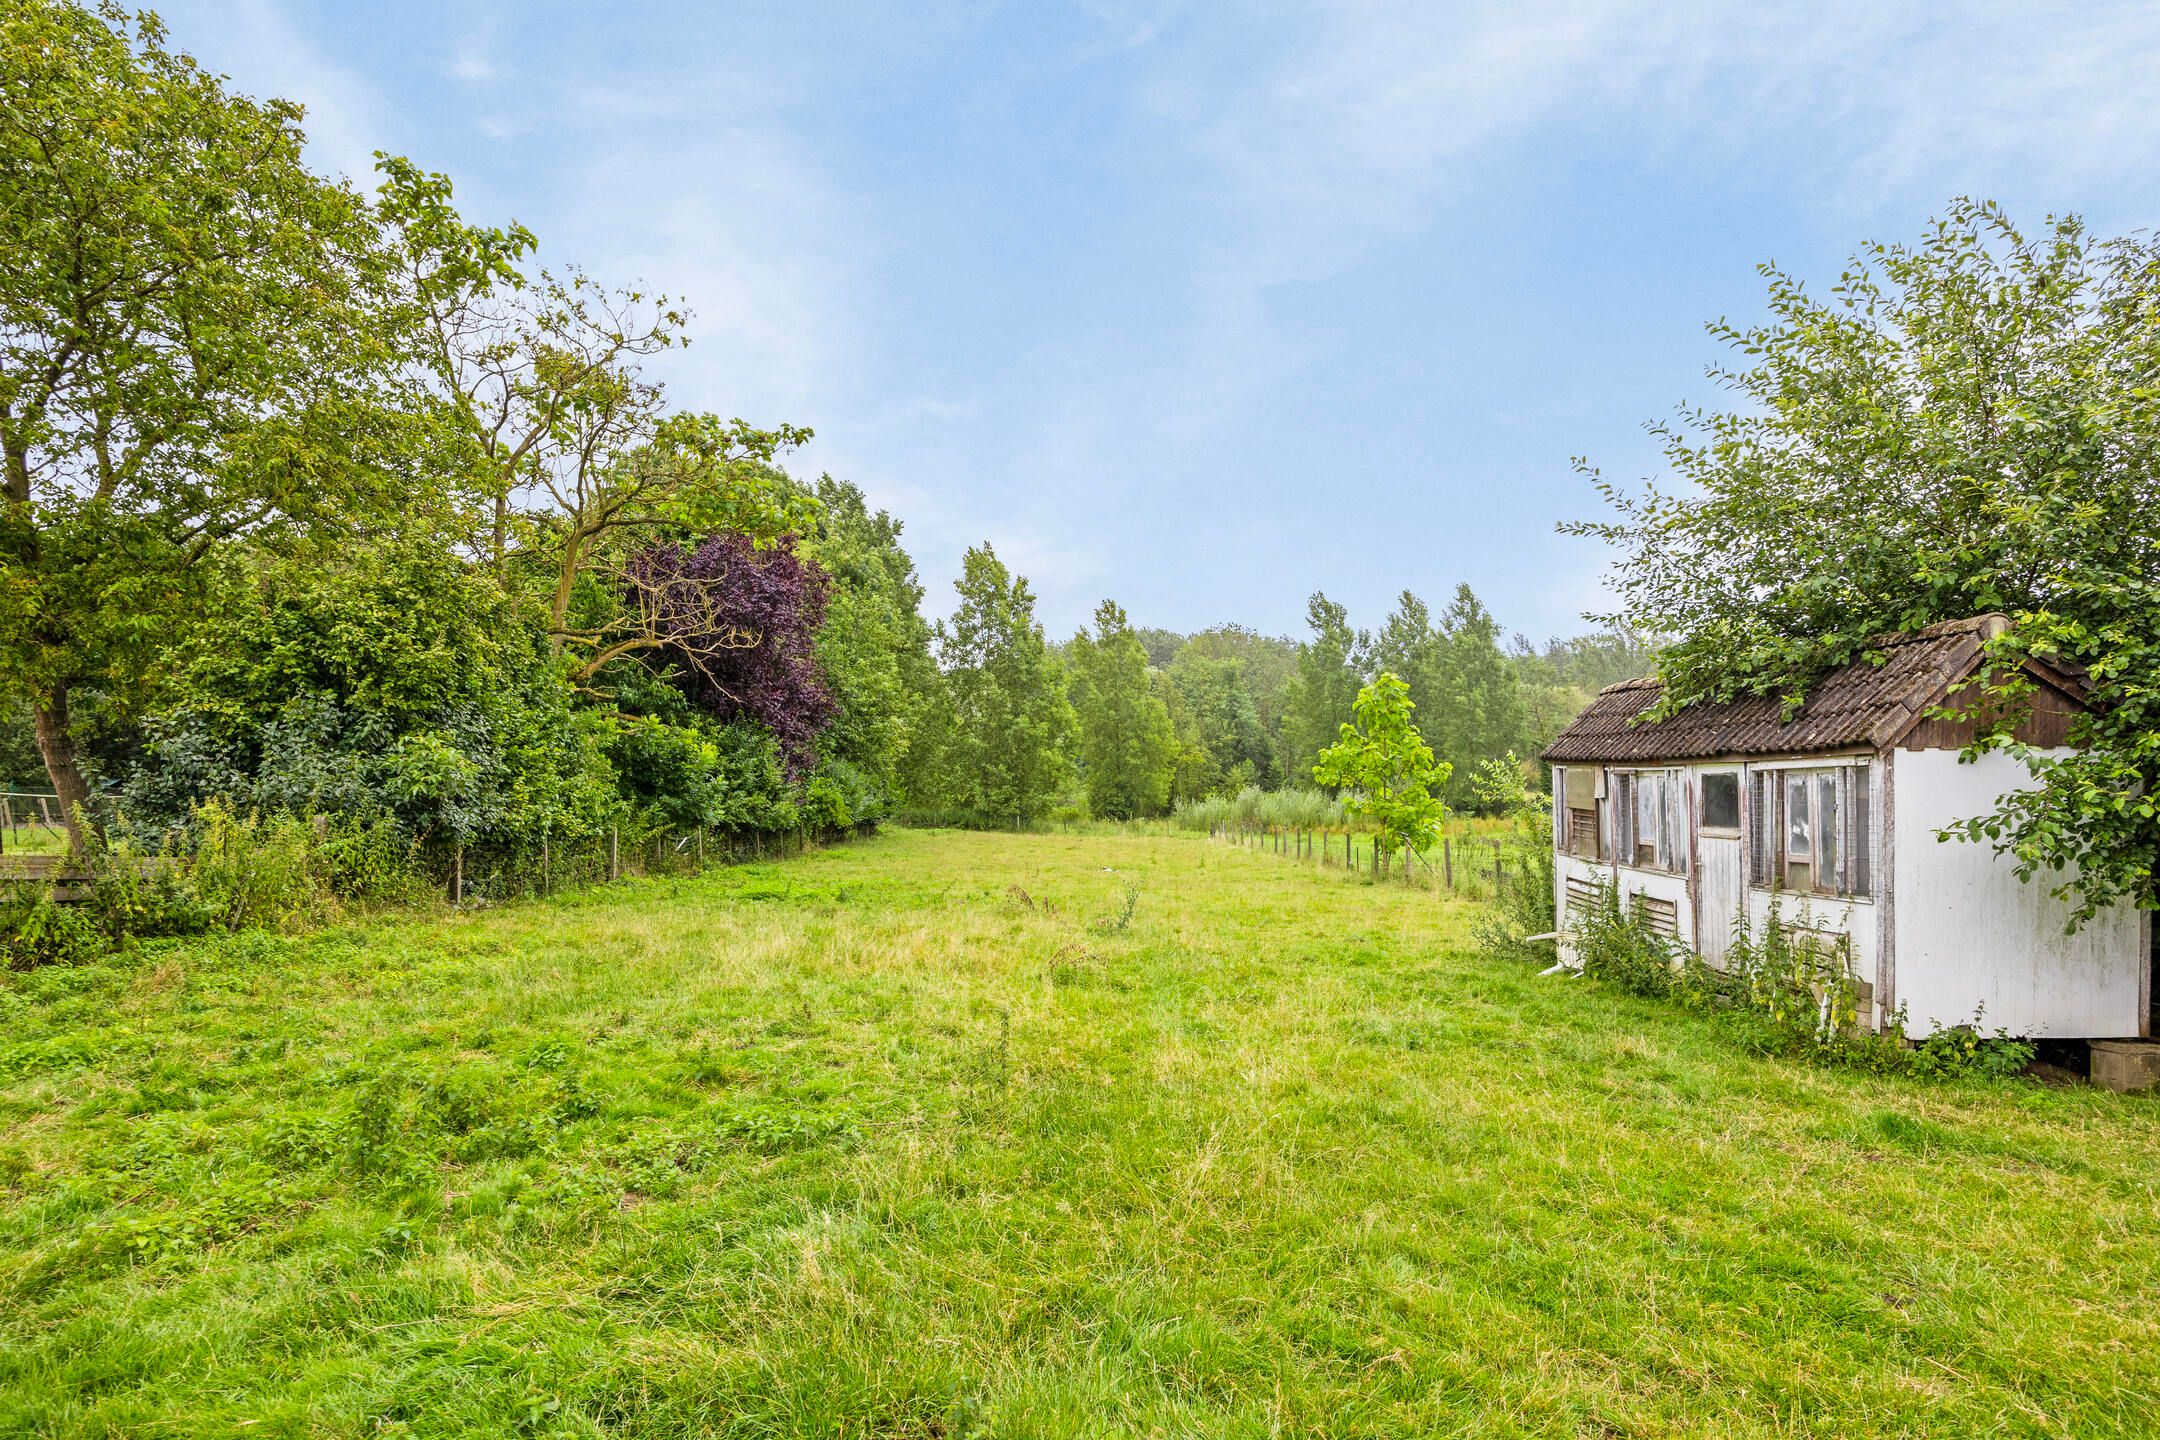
[448,31,499,85]
[1177,1,2160,289]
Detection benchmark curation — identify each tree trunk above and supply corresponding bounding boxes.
[547,531,584,651]
[31,683,94,852]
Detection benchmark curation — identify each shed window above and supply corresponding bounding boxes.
[1751,763,1872,898]
[1613,769,1684,876]
[1558,764,1601,860]
[1700,772,1740,831]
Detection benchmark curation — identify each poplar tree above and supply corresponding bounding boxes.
[1283,593,1369,787]
[1375,590,1450,768]
[933,545,1075,826]
[1067,599,1176,818]
[1434,584,1528,809]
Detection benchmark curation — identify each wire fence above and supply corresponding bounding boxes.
[0,791,72,858]
[434,821,875,907]
[1204,822,1525,898]
[1,794,878,911]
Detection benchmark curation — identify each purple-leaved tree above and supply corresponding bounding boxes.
[629,534,836,775]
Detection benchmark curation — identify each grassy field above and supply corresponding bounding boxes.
[2,829,2157,1437]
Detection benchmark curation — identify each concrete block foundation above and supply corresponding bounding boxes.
[2089,1040,2160,1094]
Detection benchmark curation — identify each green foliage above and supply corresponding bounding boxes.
[1165,648,1277,793]
[1570,199,2160,926]
[1177,624,1298,783]
[924,545,1077,826]
[1566,881,1691,999]
[1283,594,1369,787]
[181,802,343,934]
[112,541,616,851]
[795,476,940,817]
[0,886,101,969]
[1469,753,1556,961]
[1946,587,2160,928]
[0,702,43,790]
[1433,586,1530,810]
[1561,882,2039,1083]
[1906,1020,2037,1081]
[0,0,432,838]
[1067,600,1177,819]
[1313,673,1451,857]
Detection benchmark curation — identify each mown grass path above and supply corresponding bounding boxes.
[2,828,2157,1437]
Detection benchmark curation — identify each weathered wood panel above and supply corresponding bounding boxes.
[1897,676,2081,751]
[1694,834,1745,965]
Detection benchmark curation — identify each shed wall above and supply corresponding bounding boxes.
[1890,748,2144,1038]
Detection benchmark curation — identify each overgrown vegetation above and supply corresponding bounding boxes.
[1555,880,2038,1083]
[2,828,2152,1435]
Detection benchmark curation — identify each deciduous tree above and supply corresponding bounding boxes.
[933,545,1076,826]
[1570,200,2160,924]
[1067,599,1176,818]
[1283,594,1369,788]
[1314,672,1451,863]
[0,1,419,842]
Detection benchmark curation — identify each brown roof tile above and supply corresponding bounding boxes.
[1540,615,2019,763]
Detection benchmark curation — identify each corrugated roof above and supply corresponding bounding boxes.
[1541,615,2023,763]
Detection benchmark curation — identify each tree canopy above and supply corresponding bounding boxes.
[1570,200,2160,924]
[1067,600,1176,820]
[0,0,419,839]
[1313,672,1451,859]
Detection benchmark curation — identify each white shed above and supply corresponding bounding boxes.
[1540,616,2152,1040]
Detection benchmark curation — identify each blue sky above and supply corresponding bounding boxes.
[153,1,2160,643]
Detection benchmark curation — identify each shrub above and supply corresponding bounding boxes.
[1470,838,1555,963]
[1567,880,1689,998]
[1905,1012,2036,1080]
[186,801,339,933]
[83,845,214,940]
[1556,880,2037,1083]
[0,887,103,969]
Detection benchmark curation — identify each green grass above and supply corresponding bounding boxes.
[2,828,2156,1437]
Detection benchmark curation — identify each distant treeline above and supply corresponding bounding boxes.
[0,1,1645,903]
[892,565,1652,826]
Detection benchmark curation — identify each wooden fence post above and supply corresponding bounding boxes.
[450,845,463,906]
[607,826,619,882]
[1444,838,1453,889]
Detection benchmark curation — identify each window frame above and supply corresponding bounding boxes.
[1554,765,1598,860]
[1749,759,1874,901]
[1610,766,1686,877]
[1698,769,1741,836]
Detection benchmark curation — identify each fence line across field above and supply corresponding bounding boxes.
[1205,821,1512,894]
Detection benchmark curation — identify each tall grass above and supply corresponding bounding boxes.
[0,829,2151,1434]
